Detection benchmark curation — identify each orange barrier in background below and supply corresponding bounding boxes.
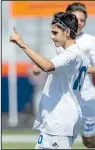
[2,62,34,77]
[10,1,95,17]
[2,62,95,86]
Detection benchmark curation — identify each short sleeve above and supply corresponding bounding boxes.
[51,51,76,73]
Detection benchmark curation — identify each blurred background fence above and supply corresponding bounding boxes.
[2,1,95,129]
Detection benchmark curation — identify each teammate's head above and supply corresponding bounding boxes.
[51,12,78,47]
[66,3,87,35]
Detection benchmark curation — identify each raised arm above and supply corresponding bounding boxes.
[10,27,55,72]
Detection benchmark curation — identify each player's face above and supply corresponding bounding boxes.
[71,11,86,35]
[51,25,67,47]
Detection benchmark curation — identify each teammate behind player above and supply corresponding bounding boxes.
[10,12,88,149]
[65,2,95,148]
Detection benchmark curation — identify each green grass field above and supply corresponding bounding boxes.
[2,129,85,149]
[2,142,85,149]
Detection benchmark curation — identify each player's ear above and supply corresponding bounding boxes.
[65,28,70,38]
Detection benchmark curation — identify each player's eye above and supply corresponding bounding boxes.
[80,19,85,23]
[52,31,58,35]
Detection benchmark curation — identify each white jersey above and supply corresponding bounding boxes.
[33,44,88,136]
[56,33,95,101]
[76,33,95,101]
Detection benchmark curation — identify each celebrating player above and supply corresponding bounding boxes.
[10,12,88,149]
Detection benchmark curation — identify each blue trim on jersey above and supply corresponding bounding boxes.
[38,135,43,144]
[73,66,87,91]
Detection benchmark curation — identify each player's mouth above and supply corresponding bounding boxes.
[78,25,83,31]
[54,41,60,47]
[54,42,58,46]
[53,40,58,44]
[78,27,81,30]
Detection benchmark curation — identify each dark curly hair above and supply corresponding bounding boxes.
[52,12,78,39]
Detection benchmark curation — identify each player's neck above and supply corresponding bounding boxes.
[63,39,76,49]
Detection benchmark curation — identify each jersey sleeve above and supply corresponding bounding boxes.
[89,38,95,66]
[51,51,76,73]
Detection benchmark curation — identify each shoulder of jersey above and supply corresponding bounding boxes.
[81,32,95,41]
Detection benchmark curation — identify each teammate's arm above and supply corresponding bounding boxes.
[32,63,42,75]
[88,67,95,75]
[10,27,55,72]
[89,38,95,74]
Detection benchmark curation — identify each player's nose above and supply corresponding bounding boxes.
[51,34,55,40]
[78,20,82,28]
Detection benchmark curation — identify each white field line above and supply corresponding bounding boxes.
[2,134,82,143]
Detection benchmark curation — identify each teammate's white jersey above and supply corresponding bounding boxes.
[33,44,88,136]
[76,33,95,100]
[56,33,95,101]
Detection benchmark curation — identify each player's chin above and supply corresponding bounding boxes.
[54,43,61,47]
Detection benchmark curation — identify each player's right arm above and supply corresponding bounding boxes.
[10,27,55,72]
[9,27,76,74]
[32,51,72,75]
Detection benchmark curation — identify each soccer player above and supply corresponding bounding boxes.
[10,12,88,149]
[65,3,95,148]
